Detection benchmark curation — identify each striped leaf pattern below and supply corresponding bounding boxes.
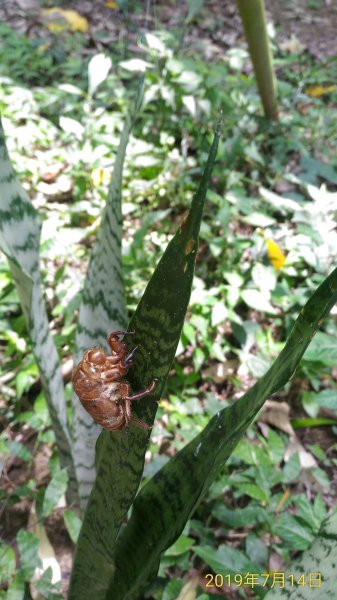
[71,83,145,507]
[68,124,221,599]
[107,266,337,599]
[0,116,75,494]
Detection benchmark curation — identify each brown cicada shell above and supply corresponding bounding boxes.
[72,331,156,431]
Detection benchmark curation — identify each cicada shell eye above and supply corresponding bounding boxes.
[108,332,128,359]
[86,348,106,365]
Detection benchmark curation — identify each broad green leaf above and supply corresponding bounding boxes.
[234,482,269,502]
[265,510,337,598]
[72,82,144,506]
[64,511,83,544]
[16,531,41,580]
[283,452,301,483]
[5,440,32,461]
[42,468,68,518]
[5,573,25,600]
[68,124,221,599]
[193,544,255,575]
[303,331,337,366]
[274,514,314,551]
[165,535,195,556]
[0,543,16,584]
[0,115,74,491]
[212,504,268,528]
[187,0,205,23]
[303,389,337,411]
[108,265,337,599]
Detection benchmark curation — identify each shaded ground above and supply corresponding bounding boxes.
[1,0,337,58]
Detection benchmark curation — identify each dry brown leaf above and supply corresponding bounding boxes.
[174,577,198,600]
[28,504,61,599]
[202,359,239,383]
[258,400,294,436]
[284,437,317,469]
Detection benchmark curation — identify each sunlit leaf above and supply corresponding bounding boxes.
[88,53,112,97]
[42,469,68,518]
[119,58,153,73]
[64,511,83,543]
[241,288,277,314]
[59,116,84,138]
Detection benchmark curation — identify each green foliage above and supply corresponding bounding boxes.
[1,8,337,599]
[69,120,221,600]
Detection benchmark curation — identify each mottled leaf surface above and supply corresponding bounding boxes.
[68,124,221,599]
[109,266,337,599]
[0,115,74,489]
[264,509,337,598]
[72,83,144,507]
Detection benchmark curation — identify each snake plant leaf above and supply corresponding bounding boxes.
[72,81,144,507]
[68,123,221,599]
[109,265,337,600]
[0,116,75,490]
[264,509,337,598]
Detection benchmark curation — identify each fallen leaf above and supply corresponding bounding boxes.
[174,577,198,600]
[259,400,293,436]
[42,8,88,33]
[305,84,336,98]
[40,163,66,184]
[279,35,305,54]
[284,437,317,469]
[202,360,239,383]
[37,174,73,201]
[28,504,61,599]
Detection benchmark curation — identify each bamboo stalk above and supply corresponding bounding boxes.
[237,0,278,119]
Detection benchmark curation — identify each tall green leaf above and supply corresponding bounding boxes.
[109,266,337,599]
[68,123,221,599]
[0,115,75,493]
[71,82,145,508]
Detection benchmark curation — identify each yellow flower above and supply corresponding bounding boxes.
[266,239,286,271]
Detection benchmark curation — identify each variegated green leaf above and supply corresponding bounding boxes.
[68,123,221,599]
[264,509,337,598]
[0,115,75,493]
[72,82,144,506]
[108,265,337,599]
